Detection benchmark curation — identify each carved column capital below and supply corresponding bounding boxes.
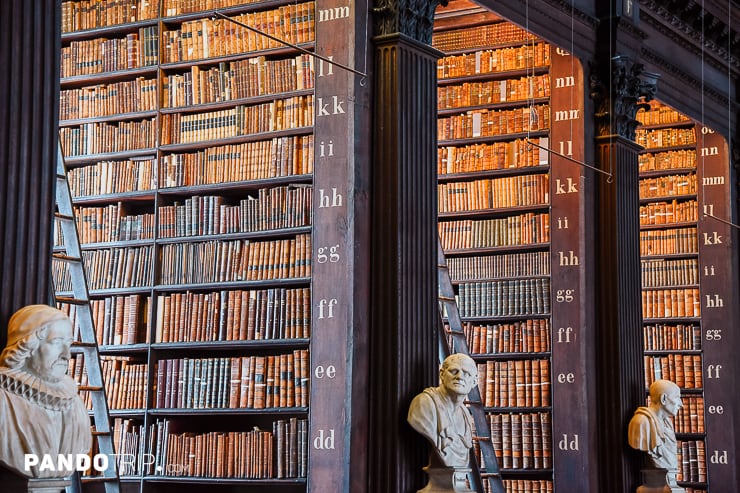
[589,56,659,140]
[371,0,447,43]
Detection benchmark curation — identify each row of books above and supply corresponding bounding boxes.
[146,418,308,478]
[636,101,693,126]
[461,319,551,354]
[112,418,146,476]
[644,354,703,389]
[432,21,537,52]
[488,412,552,470]
[676,440,707,483]
[160,234,311,284]
[162,0,264,17]
[641,258,699,287]
[639,227,698,256]
[437,104,550,140]
[477,359,551,408]
[60,118,157,157]
[160,134,314,186]
[84,245,154,290]
[438,137,549,174]
[448,251,550,281]
[498,480,553,493]
[155,287,310,343]
[161,3,316,63]
[639,149,697,172]
[438,174,549,212]
[635,127,697,149]
[155,350,309,409]
[61,0,158,33]
[437,74,551,110]
[641,288,701,319]
[163,54,315,108]
[73,205,155,244]
[437,43,551,79]
[638,173,697,198]
[68,159,156,197]
[643,323,701,351]
[61,294,150,346]
[60,27,159,78]
[52,245,154,291]
[159,95,314,145]
[159,186,312,237]
[70,355,148,410]
[60,77,157,121]
[639,199,698,225]
[439,213,551,250]
[457,279,551,317]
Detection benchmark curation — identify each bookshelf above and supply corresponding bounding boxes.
[55,0,328,491]
[636,101,738,492]
[433,2,589,491]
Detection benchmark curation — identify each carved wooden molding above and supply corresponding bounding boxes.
[371,0,447,43]
[589,56,659,139]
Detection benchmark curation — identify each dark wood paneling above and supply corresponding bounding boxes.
[0,0,60,340]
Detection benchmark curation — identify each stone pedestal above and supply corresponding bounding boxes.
[636,469,685,493]
[0,468,70,493]
[418,465,474,493]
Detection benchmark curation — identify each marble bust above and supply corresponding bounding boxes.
[0,305,91,478]
[408,353,478,468]
[628,379,685,492]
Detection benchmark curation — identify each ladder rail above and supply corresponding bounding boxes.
[437,238,506,493]
[54,143,121,493]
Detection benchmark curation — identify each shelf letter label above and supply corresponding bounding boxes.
[555,289,574,303]
[318,5,351,22]
[317,245,340,263]
[317,299,338,319]
[700,147,719,157]
[557,327,574,343]
[703,232,722,245]
[554,109,579,121]
[708,405,724,414]
[710,451,728,464]
[557,217,569,229]
[318,57,334,78]
[705,329,722,341]
[314,365,337,379]
[557,372,575,383]
[317,96,346,117]
[313,429,336,450]
[558,434,579,451]
[319,140,335,157]
[318,188,343,208]
[558,140,573,157]
[705,295,724,308]
[555,178,578,194]
[558,250,579,266]
[707,364,722,379]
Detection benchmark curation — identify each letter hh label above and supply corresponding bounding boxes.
[318,188,343,208]
[558,250,579,266]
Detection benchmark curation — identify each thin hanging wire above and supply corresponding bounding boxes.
[524,0,612,180]
[212,10,368,83]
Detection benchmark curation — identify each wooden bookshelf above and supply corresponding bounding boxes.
[636,101,739,492]
[56,0,320,490]
[433,3,589,491]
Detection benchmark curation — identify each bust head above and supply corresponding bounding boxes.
[439,353,478,399]
[649,379,683,418]
[0,305,73,383]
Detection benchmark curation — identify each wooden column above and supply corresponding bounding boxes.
[0,0,60,338]
[589,56,658,493]
[367,0,443,491]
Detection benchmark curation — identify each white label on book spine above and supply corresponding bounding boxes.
[472,113,481,137]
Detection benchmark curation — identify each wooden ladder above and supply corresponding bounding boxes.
[53,142,121,493]
[437,237,506,493]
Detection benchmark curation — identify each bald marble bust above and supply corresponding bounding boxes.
[628,379,683,472]
[0,305,92,478]
[408,353,478,468]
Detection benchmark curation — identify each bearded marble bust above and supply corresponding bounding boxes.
[0,305,91,478]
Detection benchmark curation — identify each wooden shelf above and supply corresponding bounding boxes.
[637,120,695,130]
[639,220,698,231]
[638,143,697,153]
[64,149,158,167]
[471,352,552,361]
[62,20,158,42]
[151,339,310,351]
[158,174,312,195]
[161,42,316,71]
[72,190,157,205]
[160,88,315,116]
[639,167,696,179]
[444,243,550,257]
[159,126,313,153]
[148,407,308,416]
[439,129,549,147]
[437,165,550,183]
[439,203,549,220]
[60,110,158,127]
[438,66,549,86]
[155,226,312,245]
[438,97,550,116]
[154,278,311,292]
[639,194,696,206]
[452,274,550,284]
[60,66,158,89]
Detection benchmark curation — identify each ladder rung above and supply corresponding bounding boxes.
[80,476,117,483]
[437,263,448,269]
[77,385,104,392]
[446,329,465,336]
[56,296,88,305]
[54,212,75,221]
[56,173,67,180]
[438,295,455,302]
[481,472,502,477]
[52,252,81,262]
[72,341,98,348]
[91,430,111,437]
[473,435,492,441]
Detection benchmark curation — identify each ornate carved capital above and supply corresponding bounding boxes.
[372,0,447,43]
[589,56,659,140]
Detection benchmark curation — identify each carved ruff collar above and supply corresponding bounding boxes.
[0,367,79,411]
